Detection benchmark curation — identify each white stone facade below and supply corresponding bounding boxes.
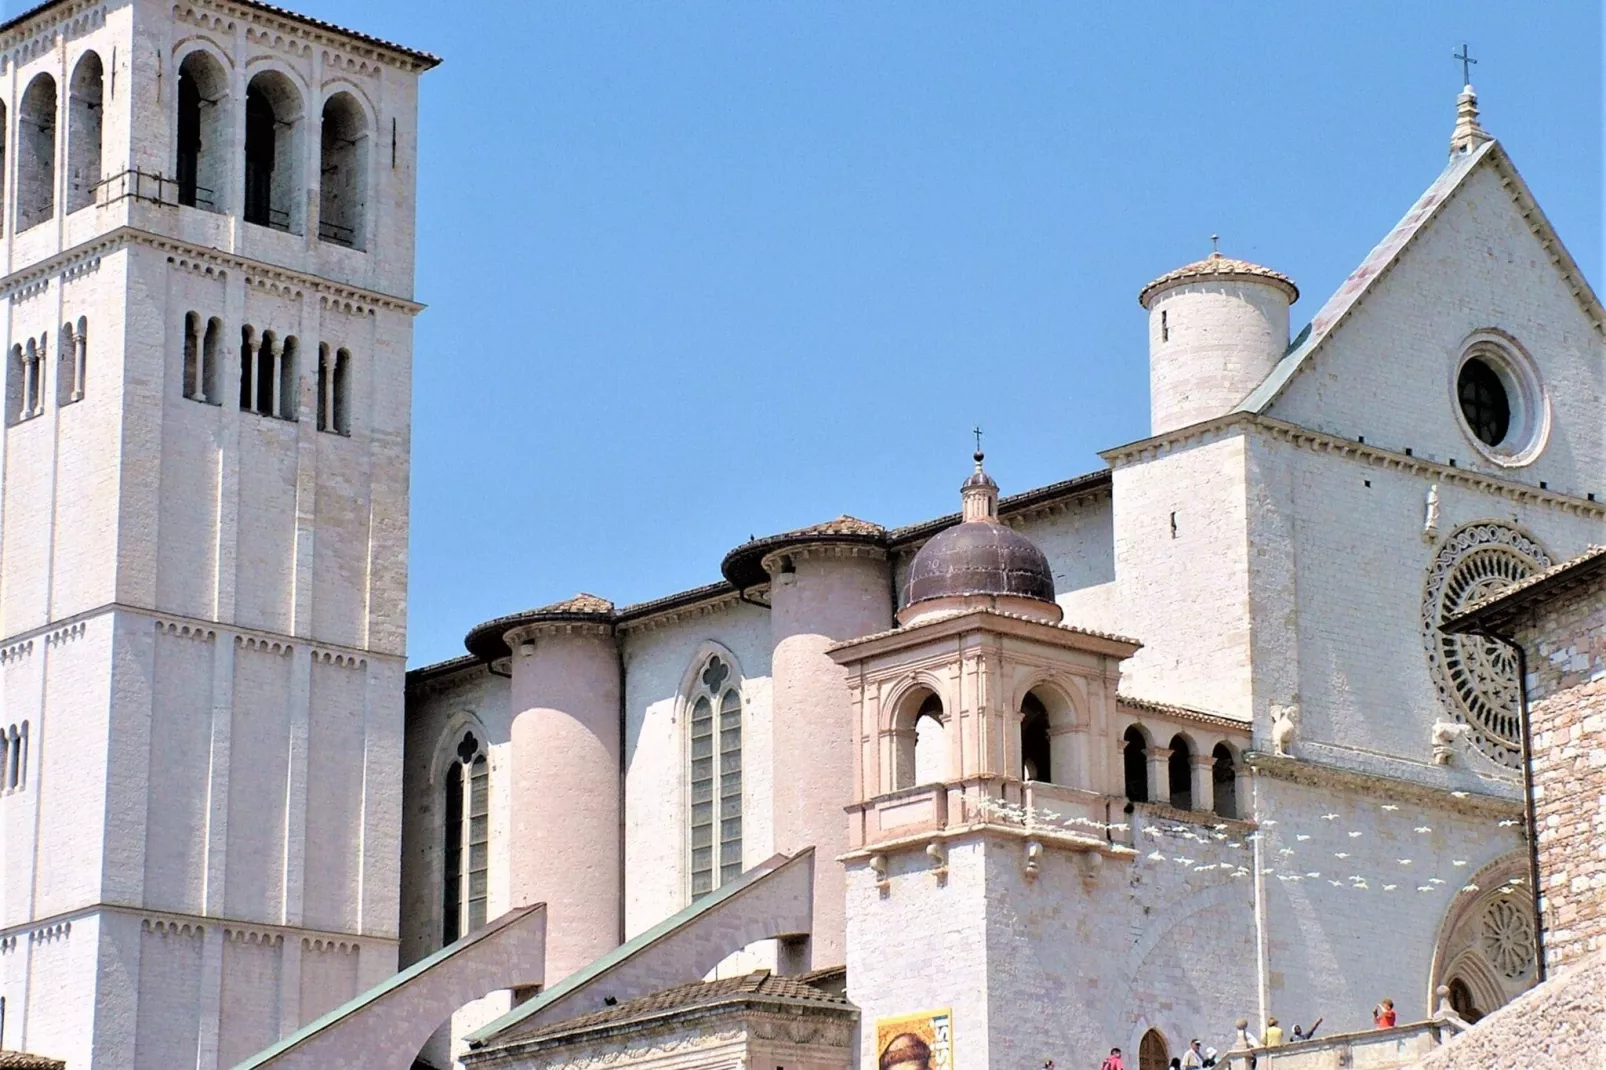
[409,97,1604,1069]
[0,0,431,1066]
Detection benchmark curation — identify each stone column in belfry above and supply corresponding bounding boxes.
[503,595,622,983]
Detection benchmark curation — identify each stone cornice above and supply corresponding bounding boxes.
[0,227,426,314]
[616,585,749,634]
[838,818,1139,863]
[1245,751,1523,819]
[0,601,403,664]
[760,541,887,577]
[1101,413,1605,518]
[504,620,615,646]
[0,900,400,946]
[829,605,1140,663]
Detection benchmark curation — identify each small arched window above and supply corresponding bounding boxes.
[66,51,104,213]
[56,321,76,405]
[442,731,488,944]
[6,344,24,425]
[1447,977,1483,1024]
[244,71,303,232]
[1123,726,1149,803]
[177,50,228,211]
[317,345,352,435]
[1168,734,1193,811]
[1020,691,1051,783]
[689,654,743,897]
[1212,743,1238,819]
[18,74,57,231]
[240,328,297,419]
[318,92,368,248]
[912,693,947,787]
[4,722,27,791]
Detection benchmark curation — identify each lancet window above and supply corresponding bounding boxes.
[442,731,489,944]
[1212,743,1238,819]
[1167,734,1193,810]
[689,654,743,898]
[1122,725,1149,803]
[1020,691,1051,783]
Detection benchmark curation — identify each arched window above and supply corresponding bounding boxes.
[240,329,298,419]
[1138,1029,1169,1070]
[317,345,352,435]
[1446,978,1483,1024]
[56,320,79,405]
[689,654,742,898]
[18,74,57,231]
[1123,725,1149,803]
[912,693,946,787]
[442,731,488,944]
[1168,734,1193,811]
[4,722,27,791]
[1020,691,1051,782]
[244,71,302,232]
[318,92,368,248]
[1212,743,1238,819]
[5,345,24,425]
[177,50,227,211]
[66,51,103,214]
[20,337,44,420]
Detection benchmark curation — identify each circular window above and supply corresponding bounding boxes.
[1450,334,1548,466]
[1457,359,1510,446]
[1422,523,1551,767]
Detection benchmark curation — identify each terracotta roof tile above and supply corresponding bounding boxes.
[0,1052,66,1070]
[1139,252,1299,309]
[721,516,887,590]
[1443,544,1606,633]
[519,969,852,1040]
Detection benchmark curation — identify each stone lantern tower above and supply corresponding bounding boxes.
[830,455,1141,1068]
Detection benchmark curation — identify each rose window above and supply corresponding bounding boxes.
[1422,523,1550,767]
[1481,896,1536,979]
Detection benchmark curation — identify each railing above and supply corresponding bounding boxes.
[92,169,217,212]
[1221,1020,1454,1069]
[317,219,356,247]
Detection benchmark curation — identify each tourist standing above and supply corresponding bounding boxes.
[1180,1039,1206,1069]
[1373,999,1396,1028]
[1100,1048,1125,1070]
[1263,1018,1284,1047]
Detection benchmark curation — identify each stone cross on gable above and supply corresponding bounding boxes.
[1454,44,1477,85]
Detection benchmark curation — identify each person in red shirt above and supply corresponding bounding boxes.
[1372,998,1397,1028]
[1100,1048,1126,1070]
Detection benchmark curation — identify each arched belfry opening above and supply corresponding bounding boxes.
[177,50,228,210]
[66,51,103,213]
[911,692,946,788]
[1123,726,1149,803]
[244,70,303,231]
[1020,691,1051,783]
[1212,743,1238,819]
[17,74,57,231]
[1168,734,1193,810]
[319,91,368,248]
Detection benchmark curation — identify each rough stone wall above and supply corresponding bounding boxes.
[1405,949,1605,1070]
[1510,580,1606,970]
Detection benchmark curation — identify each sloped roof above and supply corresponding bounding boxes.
[721,515,887,590]
[0,0,440,68]
[463,592,617,662]
[515,969,852,1041]
[1442,544,1606,634]
[0,1053,66,1070]
[1237,138,1606,415]
[1139,252,1299,309]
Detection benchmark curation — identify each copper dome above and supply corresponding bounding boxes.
[904,519,1056,607]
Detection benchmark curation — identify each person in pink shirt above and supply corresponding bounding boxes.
[1373,998,1397,1028]
[1100,1047,1125,1070]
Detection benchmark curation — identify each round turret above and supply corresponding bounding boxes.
[899,454,1061,627]
[1139,248,1298,436]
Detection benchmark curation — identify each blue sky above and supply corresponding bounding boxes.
[25,1,1605,665]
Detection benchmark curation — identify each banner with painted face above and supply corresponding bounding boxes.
[875,1009,953,1070]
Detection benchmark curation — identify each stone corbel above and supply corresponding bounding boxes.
[925,841,948,883]
[870,853,889,890]
[1024,839,1042,880]
[1079,849,1102,887]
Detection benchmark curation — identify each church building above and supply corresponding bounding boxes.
[0,1,1597,1068]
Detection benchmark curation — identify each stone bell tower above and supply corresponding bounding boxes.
[0,2,435,1067]
[830,455,1140,1069]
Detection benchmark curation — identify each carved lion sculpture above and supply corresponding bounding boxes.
[1431,720,1472,765]
[1270,704,1298,757]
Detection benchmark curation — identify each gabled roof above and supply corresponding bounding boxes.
[1442,544,1606,635]
[1237,138,1606,415]
[514,969,852,1042]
